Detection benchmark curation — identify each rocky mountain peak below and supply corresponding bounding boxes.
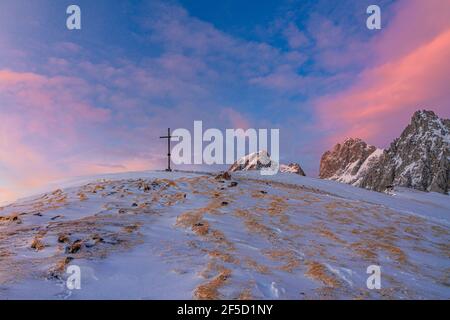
[360,110,449,194]
[321,110,449,194]
[319,138,381,185]
[342,137,364,145]
[412,109,438,120]
[228,150,272,172]
[280,163,306,176]
[402,110,448,140]
[229,151,306,176]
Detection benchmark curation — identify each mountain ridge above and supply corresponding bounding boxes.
[228,150,306,176]
[320,110,450,194]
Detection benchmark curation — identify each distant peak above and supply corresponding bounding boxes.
[256,150,270,157]
[229,150,306,176]
[412,109,438,121]
[342,137,363,144]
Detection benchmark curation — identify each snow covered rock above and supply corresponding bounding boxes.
[229,150,273,172]
[321,110,449,194]
[319,138,382,186]
[279,163,306,176]
[229,150,306,176]
[360,110,450,194]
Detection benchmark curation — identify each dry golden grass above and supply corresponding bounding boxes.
[368,227,398,242]
[324,201,357,210]
[431,225,449,237]
[198,261,217,279]
[209,230,235,251]
[144,178,185,206]
[245,258,271,274]
[264,249,290,259]
[214,172,231,181]
[334,216,355,224]
[234,209,277,241]
[176,211,211,236]
[122,223,141,233]
[176,211,202,228]
[194,268,232,300]
[251,190,267,199]
[52,257,73,274]
[249,194,301,232]
[192,221,210,236]
[153,178,178,188]
[57,233,70,243]
[138,202,150,209]
[350,239,407,264]
[0,247,10,259]
[350,242,378,260]
[314,225,346,244]
[267,196,288,216]
[66,240,83,254]
[0,213,22,225]
[161,192,187,206]
[263,249,301,273]
[238,288,253,300]
[91,185,105,193]
[305,261,340,288]
[177,212,234,252]
[206,249,239,264]
[323,204,367,227]
[379,243,407,264]
[49,190,67,203]
[29,189,68,212]
[403,215,425,224]
[403,226,421,237]
[77,192,88,201]
[243,178,330,199]
[31,238,45,251]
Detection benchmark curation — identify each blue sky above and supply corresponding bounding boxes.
[1,0,449,202]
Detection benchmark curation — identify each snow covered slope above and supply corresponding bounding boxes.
[0,170,448,299]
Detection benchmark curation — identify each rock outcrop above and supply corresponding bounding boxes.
[229,150,306,176]
[229,150,273,172]
[320,110,450,194]
[359,110,449,194]
[280,163,306,176]
[319,138,382,186]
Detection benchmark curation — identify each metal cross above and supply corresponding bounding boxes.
[159,128,179,172]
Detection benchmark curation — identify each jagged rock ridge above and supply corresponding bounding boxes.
[360,110,449,194]
[320,110,450,194]
[319,138,382,186]
[280,163,306,176]
[229,150,306,176]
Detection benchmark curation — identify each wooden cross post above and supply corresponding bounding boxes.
[159,128,178,172]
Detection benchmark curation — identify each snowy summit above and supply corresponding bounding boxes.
[0,170,448,299]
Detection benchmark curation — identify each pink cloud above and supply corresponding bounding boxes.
[0,69,43,84]
[250,65,307,92]
[0,63,228,203]
[220,108,251,129]
[56,42,82,54]
[283,23,309,49]
[373,0,450,62]
[315,1,450,148]
[0,70,114,202]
